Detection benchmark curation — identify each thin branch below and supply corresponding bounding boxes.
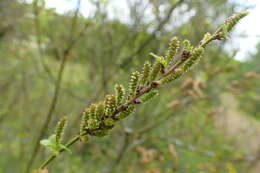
[32,0,54,80]
[103,128,131,173]
[25,1,83,172]
[119,0,185,68]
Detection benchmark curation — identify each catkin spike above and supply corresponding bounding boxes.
[105,95,117,116]
[165,37,180,66]
[94,130,109,137]
[140,90,159,103]
[140,61,152,86]
[182,39,193,52]
[87,118,100,129]
[156,56,167,68]
[55,117,67,144]
[89,104,97,117]
[80,108,91,134]
[104,118,115,126]
[202,32,212,43]
[96,102,105,118]
[119,105,135,119]
[159,69,184,85]
[129,71,140,97]
[182,47,204,72]
[151,52,167,67]
[114,84,125,106]
[149,61,161,82]
[86,104,100,129]
[223,11,248,33]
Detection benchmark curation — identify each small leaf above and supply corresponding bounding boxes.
[40,135,71,155]
[40,139,51,147]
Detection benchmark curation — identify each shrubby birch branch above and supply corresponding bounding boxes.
[38,11,248,170]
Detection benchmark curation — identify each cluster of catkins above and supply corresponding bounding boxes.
[77,38,202,141]
[53,11,248,145]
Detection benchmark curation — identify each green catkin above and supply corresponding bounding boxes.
[114,84,125,106]
[94,130,109,137]
[150,53,167,67]
[149,61,161,82]
[104,118,115,126]
[182,39,193,52]
[202,32,212,43]
[88,104,100,129]
[182,47,204,72]
[129,71,140,97]
[159,69,184,85]
[80,108,90,134]
[165,37,180,66]
[96,102,105,118]
[81,105,100,130]
[223,11,248,33]
[105,95,117,116]
[119,105,135,119]
[89,104,96,118]
[87,118,100,130]
[55,117,67,144]
[140,61,152,86]
[155,56,167,68]
[140,90,159,103]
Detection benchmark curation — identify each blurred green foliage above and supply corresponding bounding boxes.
[0,0,259,173]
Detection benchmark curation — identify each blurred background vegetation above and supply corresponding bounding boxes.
[0,0,260,173]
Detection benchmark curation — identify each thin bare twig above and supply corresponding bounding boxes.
[103,127,132,173]
[25,1,84,172]
[119,0,185,68]
[32,0,54,80]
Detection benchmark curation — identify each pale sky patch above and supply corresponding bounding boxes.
[232,0,260,60]
[25,0,260,61]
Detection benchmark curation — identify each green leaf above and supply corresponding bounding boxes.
[40,139,51,147]
[40,135,71,155]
